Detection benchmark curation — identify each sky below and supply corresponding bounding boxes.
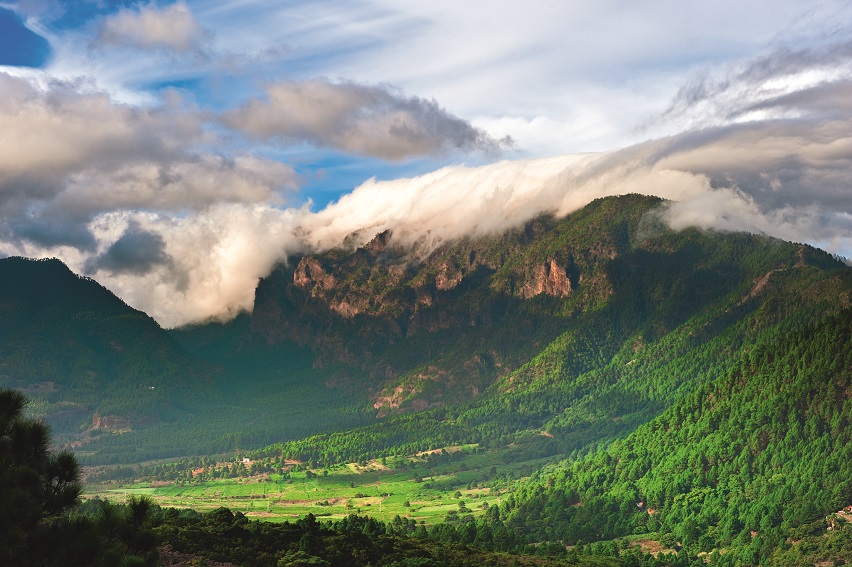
[0,0,851,326]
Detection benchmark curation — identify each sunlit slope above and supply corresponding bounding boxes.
[242,195,850,470]
[499,302,852,562]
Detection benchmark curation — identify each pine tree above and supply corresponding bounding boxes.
[0,389,82,565]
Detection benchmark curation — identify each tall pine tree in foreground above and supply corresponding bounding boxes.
[0,388,81,565]
[0,389,160,566]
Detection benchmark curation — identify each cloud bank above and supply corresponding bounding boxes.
[2,13,852,327]
[0,70,512,326]
[226,79,511,160]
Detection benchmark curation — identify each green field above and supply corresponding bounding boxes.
[86,444,549,525]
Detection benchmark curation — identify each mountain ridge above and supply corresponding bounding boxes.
[3,194,851,475]
[243,194,847,418]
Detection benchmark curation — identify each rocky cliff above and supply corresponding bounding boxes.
[245,195,658,411]
[243,193,843,417]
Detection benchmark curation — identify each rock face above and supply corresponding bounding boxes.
[435,262,464,291]
[91,413,131,432]
[519,259,575,298]
[247,195,662,413]
[293,257,336,291]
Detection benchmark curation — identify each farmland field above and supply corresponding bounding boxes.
[86,444,554,525]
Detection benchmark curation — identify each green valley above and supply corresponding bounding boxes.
[5,194,852,565]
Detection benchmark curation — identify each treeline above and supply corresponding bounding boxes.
[121,242,850,482]
[495,307,852,564]
[152,505,710,567]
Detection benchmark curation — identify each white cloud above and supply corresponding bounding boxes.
[2,0,852,327]
[226,79,510,159]
[0,71,296,247]
[96,2,209,53]
[80,205,308,328]
[6,108,852,326]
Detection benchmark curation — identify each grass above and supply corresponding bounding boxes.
[86,443,552,525]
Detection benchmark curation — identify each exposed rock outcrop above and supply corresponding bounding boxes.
[91,413,131,432]
[519,259,574,298]
[293,257,335,292]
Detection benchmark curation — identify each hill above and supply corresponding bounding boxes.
[6,194,852,482]
[10,194,852,563]
[225,195,849,463]
[0,257,212,443]
[94,185,852,564]
[221,194,852,563]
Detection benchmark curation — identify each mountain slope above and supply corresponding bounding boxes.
[140,192,852,564]
[232,196,851,471]
[7,193,850,476]
[241,195,845,421]
[234,196,852,563]
[498,303,852,563]
[0,257,212,441]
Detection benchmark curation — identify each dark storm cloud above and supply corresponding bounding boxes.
[85,222,170,275]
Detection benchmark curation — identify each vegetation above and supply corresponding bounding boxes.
[499,307,852,562]
[88,443,548,526]
[5,389,624,567]
[6,195,852,565]
[0,388,159,566]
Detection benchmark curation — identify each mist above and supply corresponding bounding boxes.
[31,124,851,328]
[2,28,852,327]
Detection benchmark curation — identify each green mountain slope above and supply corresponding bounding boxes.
[0,257,214,439]
[9,194,852,563]
[133,190,852,564]
[247,194,836,419]
[493,305,852,563]
[235,196,849,469]
[242,201,852,564]
[7,193,852,487]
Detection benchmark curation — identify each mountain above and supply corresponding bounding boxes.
[248,194,683,413]
[500,305,852,562]
[172,194,850,474]
[241,194,846,420]
[230,194,852,563]
[5,194,851,476]
[0,257,211,443]
[7,195,852,563]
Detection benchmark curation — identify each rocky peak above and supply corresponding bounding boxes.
[293,257,335,292]
[363,230,392,254]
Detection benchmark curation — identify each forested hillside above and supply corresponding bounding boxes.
[238,197,849,471]
[0,257,213,444]
[7,195,852,564]
[499,301,852,564]
[5,195,852,480]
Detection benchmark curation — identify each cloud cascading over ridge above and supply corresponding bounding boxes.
[2,4,852,327]
[4,45,852,326]
[225,79,511,160]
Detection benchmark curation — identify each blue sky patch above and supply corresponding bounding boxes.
[0,8,50,67]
